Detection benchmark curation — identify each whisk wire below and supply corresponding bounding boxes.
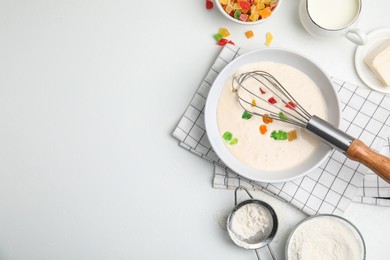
[232,70,313,127]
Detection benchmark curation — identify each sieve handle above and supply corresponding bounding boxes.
[255,245,275,260]
[347,139,390,183]
[234,186,253,206]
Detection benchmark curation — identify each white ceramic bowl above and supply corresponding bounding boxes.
[215,0,283,25]
[204,48,341,183]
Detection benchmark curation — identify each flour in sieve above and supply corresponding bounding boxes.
[287,216,363,260]
[231,203,273,241]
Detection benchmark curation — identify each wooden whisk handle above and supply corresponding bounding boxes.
[347,139,390,183]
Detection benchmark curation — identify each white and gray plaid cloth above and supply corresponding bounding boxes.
[172,45,390,215]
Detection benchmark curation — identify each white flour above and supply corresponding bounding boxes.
[231,203,273,241]
[287,216,363,260]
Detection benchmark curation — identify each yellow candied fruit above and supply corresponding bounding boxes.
[262,0,271,4]
[219,0,228,5]
[251,99,257,106]
[233,3,240,9]
[245,30,254,38]
[226,4,234,13]
[250,5,257,14]
[219,27,231,37]
[249,12,260,21]
[287,130,298,141]
[257,2,266,10]
[265,32,273,46]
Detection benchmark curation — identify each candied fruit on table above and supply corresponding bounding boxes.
[219,0,279,22]
[206,0,214,9]
[218,27,231,37]
[245,30,254,38]
[217,38,229,46]
[265,32,273,46]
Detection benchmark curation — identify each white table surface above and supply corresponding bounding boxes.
[1,0,390,259]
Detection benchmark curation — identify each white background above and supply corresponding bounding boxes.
[0,0,390,259]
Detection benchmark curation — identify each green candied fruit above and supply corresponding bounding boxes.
[270,130,287,140]
[229,138,238,145]
[279,111,287,121]
[242,110,252,120]
[270,131,278,140]
[213,33,223,41]
[278,130,287,140]
[234,9,241,20]
[222,131,233,141]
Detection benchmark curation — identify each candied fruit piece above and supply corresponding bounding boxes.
[259,125,267,135]
[213,33,223,41]
[279,112,287,121]
[285,101,296,109]
[245,30,254,38]
[227,40,236,45]
[251,99,257,106]
[229,137,238,145]
[259,7,272,19]
[262,114,273,124]
[206,0,214,9]
[270,130,287,140]
[257,2,265,10]
[234,9,241,19]
[226,4,234,13]
[239,0,251,10]
[249,12,260,21]
[219,0,229,5]
[265,32,273,46]
[268,97,277,104]
[239,13,249,21]
[259,87,266,94]
[242,110,253,119]
[223,131,233,141]
[217,38,228,46]
[219,27,231,37]
[287,130,297,141]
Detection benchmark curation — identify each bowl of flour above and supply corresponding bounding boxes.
[286,214,366,260]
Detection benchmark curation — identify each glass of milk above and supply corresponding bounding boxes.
[299,0,367,45]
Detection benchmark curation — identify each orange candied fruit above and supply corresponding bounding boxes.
[259,125,267,135]
[262,114,273,124]
[259,7,272,19]
[245,30,254,38]
[287,130,298,141]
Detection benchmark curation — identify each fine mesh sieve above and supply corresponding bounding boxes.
[227,186,278,260]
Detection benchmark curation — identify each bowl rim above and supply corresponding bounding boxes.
[215,0,284,25]
[204,47,341,183]
[285,214,366,260]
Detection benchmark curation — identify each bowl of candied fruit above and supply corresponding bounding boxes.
[216,0,281,25]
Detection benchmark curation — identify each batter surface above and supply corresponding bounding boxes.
[217,62,328,171]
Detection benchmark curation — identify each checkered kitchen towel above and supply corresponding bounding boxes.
[172,45,390,215]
